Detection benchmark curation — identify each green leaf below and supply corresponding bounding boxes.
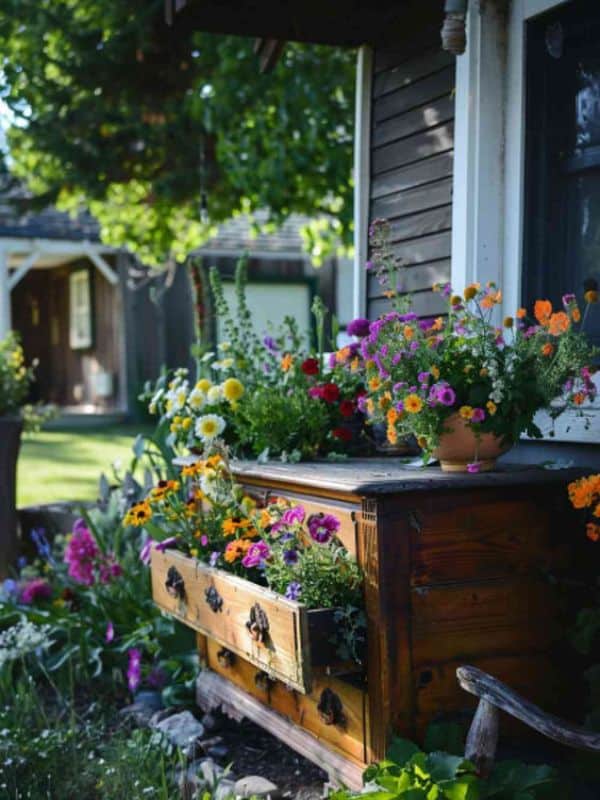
[387,737,422,767]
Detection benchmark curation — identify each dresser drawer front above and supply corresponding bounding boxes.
[152,549,316,692]
[205,638,367,764]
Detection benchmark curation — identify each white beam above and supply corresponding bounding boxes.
[0,237,114,256]
[0,249,11,337]
[352,45,373,319]
[84,246,119,286]
[8,250,42,291]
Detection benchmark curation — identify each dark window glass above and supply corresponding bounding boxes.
[524,0,600,349]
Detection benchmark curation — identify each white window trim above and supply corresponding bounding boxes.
[452,0,600,444]
[352,45,373,319]
[69,269,93,350]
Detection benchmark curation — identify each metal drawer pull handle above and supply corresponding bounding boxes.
[246,603,269,644]
[204,585,223,613]
[318,688,346,727]
[217,648,235,668]
[165,566,185,599]
[254,670,275,691]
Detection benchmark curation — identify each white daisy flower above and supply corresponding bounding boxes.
[195,413,226,442]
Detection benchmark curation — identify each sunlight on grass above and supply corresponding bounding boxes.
[17,425,153,507]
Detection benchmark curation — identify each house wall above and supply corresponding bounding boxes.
[367,3,455,321]
[11,259,122,408]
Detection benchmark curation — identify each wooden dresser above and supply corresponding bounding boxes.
[152,460,582,788]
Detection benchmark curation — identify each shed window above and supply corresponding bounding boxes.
[69,269,93,349]
[523,0,600,351]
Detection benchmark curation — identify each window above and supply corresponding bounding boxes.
[523,0,600,351]
[69,269,93,349]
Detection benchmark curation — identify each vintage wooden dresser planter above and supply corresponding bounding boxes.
[151,459,582,788]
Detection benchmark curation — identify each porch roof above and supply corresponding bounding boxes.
[166,0,413,46]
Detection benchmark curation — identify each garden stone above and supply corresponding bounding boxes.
[201,712,219,731]
[207,743,230,760]
[234,775,279,798]
[156,710,205,755]
[134,690,163,712]
[151,707,178,727]
[119,701,156,727]
[199,757,225,786]
[214,778,236,800]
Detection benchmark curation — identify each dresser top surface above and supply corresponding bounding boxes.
[175,455,585,496]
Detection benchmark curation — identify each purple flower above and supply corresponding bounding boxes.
[285,581,302,601]
[395,401,405,413]
[419,319,433,332]
[281,506,306,526]
[200,534,209,546]
[263,335,279,353]
[438,385,456,407]
[393,382,406,393]
[242,540,271,569]
[418,371,430,384]
[357,395,368,413]
[127,648,142,693]
[347,318,371,337]
[1,578,18,600]
[328,352,337,369]
[106,621,115,644]
[139,539,154,566]
[283,549,299,565]
[471,408,485,423]
[20,578,52,605]
[209,551,220,567]
[398,313,418,322]
[31,528,54,564]
[155,537,178,553]
[409,341,419,351]
[441,282,452,298]
[467,462,481,474]
[365,260,373,271]
[147,666,168,689]
[392,352,403,365]
[307,513,340,544]
[562,293,576,307]
[64,525,100,585]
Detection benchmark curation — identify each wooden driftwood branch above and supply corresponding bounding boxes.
[464,698,499,776]
[457,665,600,754]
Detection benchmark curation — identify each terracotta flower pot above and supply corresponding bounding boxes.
[433,413,510,473]
[0,416,23,577]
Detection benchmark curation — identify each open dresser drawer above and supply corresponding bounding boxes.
[151,548,348,693]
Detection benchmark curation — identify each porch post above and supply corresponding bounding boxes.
[352,45,373,319]
[450,0,507,312]
[0,247,11,338]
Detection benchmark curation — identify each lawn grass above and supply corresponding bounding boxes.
[17,424,153,507]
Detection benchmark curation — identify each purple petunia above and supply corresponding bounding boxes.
[242,540,271,569]
[263,335,279,353]
[437,384,456,407]
[155,537,178,553]
[285,582,302,601]
[281,506,306,526]
[471,408,485,423]
[467,462,481,474]
[308,513,340,544]
[127,648,142,693]
[106,621,115,644]
[283,549,299,566]
[20,578,52,605]
[347,318,371,337]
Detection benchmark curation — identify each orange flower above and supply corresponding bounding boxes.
[181,460,204,477]
[387,425,398,445]
[404,394,423,414]
[516,308,527,319]
[464,284,479,301]
[281,353,293,372]
[585,290,599,304]
[573,392,586,406]
[568,474,600,509]
[336,346,352,363]
[534,299,553,326]
[594,503,600,519]
[368,376,381,392]
[481,289,502,309]
[383,290,396,299]
[378,392,392,410]
[548,311,570,336]
[430,365,440,379]
[541,342,554,357]
[571,306,581,323]
[224,539,252,563]
[260,509,273,528]
[503,316,514,329]
[432,317,444,331]
[403,326,414,340]
[586,523,600,543]
[387,407,399,425]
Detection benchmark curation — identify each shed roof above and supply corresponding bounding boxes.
[196,212,309,257]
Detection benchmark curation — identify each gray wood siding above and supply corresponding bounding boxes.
[367,26,455,321]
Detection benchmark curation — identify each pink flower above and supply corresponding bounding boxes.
[106,621,115,643]
[471,408,485,423]
[127,648,142,693]
[20,578,52,604]
[64,524,99,585]
[155,537,178,553]
[200,534,208,547]
[281,506,306,526]
[347,318,370,337]
[307,513,340,544]
[139,539,154,565]
[467,462,481,474]
[242,540,271,569]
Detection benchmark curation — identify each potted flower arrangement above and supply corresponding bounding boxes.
[0,332,36,575]
[144,259,369,461]
[361,280,598,472]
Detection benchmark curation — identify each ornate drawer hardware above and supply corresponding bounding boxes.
[165,565,185,599]
[246,603,270,644]
[254,670,276,692]
[318,688,346,727]
[204,585,223,613]
[217,648,236,668]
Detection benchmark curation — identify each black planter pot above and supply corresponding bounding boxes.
[0,416,23,577]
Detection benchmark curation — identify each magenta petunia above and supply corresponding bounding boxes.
[20,578,52,604]
[106,621,115,644]
[281,506,306,526]
[471,408,485,423]
[242,540,271,569]
[127,648,142,693]
[347,318,371,337]
[467,462,481,474]
[307,513,340,544]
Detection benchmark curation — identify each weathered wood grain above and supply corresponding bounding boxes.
[206,638,367,764]
[368,260,451,297]
[457,665,600,752]
[371,177,452,220]
[370,154,453,200]
[465,699,499,777]
[373,49,454,97]
[196,669,366,789]
[373,94,454,147]
[372,123,454,175]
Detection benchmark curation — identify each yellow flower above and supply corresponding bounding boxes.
[368,376,381,391]
[196,378,212,392]
[459,405,473,420]
[124,501,153,527]
[387,425,398,445]
[404,394,423,414]
[190,548,199,558]
[417,435,428,449]
[182,417,193,431]
[486,400,497,416]
[281,353,293,372]
[451,295,463,306]
[350,357,360,372]
[222,377,244,402]
[503,317,514,328]
[386,407,399,425]
[431,365,440,380]
[181,460,204,477]
[464,285,478,301]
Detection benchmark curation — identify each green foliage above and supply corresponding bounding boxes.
[0,1,355,265]
[0,331,35,416]
[329,738,564,800]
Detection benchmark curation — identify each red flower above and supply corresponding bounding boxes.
[332,427,352,442]
[301,358,319,376]
[321,383,340,403]
[339,400,355,418]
